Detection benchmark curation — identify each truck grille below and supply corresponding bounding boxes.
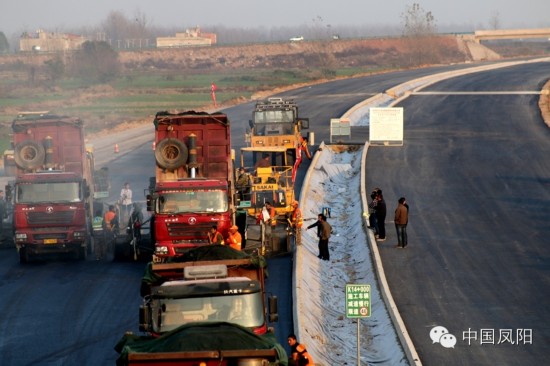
[166,222,210,240]
[27,211,75,225]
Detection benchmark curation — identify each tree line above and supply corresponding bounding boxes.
[0,4,448,84]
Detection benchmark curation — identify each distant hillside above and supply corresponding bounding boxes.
[117,36,468,71]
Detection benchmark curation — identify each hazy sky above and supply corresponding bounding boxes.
[2,0,549,36]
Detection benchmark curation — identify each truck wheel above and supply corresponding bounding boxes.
[19,247,29,264]
[155,138,188,170]
[14,140,46,170]
[79,246,88,260]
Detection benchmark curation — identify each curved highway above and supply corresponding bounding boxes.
[366,61,550,365]
[0,61,547,365]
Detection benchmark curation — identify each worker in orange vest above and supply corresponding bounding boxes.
[289,201,303,229]
[227,225,242,251]
[257,201,277,246]
[287,334,315,365]
[289,200,303,245]
[208,225,224,245]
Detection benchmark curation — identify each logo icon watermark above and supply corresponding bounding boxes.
[430,326,456,348]
[430,326,533,348]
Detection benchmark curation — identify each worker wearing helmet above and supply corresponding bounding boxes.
[227,225,242,251]
[290,201,303,229]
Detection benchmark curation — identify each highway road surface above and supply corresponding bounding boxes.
[0,60,547,365]
[365,61,550,365]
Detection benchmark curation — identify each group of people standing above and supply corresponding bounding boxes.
[91,182,144,260]
[368,188,409,248]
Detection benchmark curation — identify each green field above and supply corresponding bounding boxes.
[0,62,392,154]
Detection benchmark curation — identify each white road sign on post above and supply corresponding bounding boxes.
[369,107,404,146]
[330,118,351,143]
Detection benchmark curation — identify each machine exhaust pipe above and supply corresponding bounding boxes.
[188,133,198,178]
[44,135,53,169]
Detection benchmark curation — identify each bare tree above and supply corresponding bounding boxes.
[100,10,151,48]
[308,16,337,78]
[488,10,501,30]
[401,3,436,37]
[102,11,129,42]
[400,3,439,66]
[44,56,65,87]
[0,31,9,54]
[70,41,120,83]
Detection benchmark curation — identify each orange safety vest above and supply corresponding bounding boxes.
[257,206,277,226]
[210,231,224,245]
[227,231,242,251]
[104,211,116,230]
[292,207,303,228]
[268,206,277,226]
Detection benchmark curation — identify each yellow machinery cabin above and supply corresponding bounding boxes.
[238,147,295,217]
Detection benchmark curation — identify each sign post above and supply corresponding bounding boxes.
[346,284,371,365]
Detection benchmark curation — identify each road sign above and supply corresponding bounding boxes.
[330,118,351,143]
[346,284,371,318]
[369,107,403,146]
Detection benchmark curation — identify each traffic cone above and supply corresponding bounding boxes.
[114,144,119,153]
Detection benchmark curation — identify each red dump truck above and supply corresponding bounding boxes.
[115,245,286,365]
[10,112,108,263]
[147,111,235,260]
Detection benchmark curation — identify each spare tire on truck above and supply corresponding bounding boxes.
[14,140,45,170]
[154,138,188,170]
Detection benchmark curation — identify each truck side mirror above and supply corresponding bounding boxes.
[83,184,90,198]
[146,194,154,212]
[5,184,13,202]
[249,120,254,129]
[300,118,309,129]
[268,295,278,322]
[139,305,150,332]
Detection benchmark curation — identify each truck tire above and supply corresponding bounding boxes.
[155,138,188,170]
[79,246,88,260]
[14,140,46,170]
[19,247,30,264]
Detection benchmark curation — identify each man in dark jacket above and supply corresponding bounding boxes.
[128,202,144,243]
[307,214,332,260]
[375,190,387,241]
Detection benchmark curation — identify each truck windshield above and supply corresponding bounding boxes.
[16,182,81,203]
[254,110,294,135]
[158,190,228,213]
[151,292,264,333]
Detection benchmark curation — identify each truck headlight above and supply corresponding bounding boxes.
[15,233,27,241]
[74,231,86,238]
[155,246,168,255]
